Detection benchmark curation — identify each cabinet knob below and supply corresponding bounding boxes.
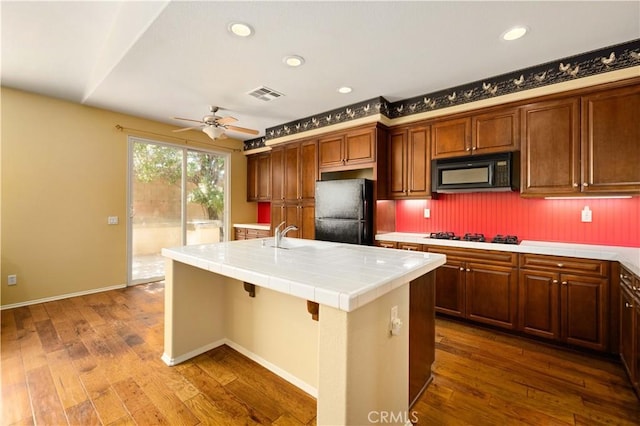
[572,183,578,188]
[466,268,471,272]
[557,263,564,268]
[562,281,568,285]
[459,267,465,271]
[466,147,471,152]
[472,146,477,151]
[583,182,589,187]
[625,302,634,309]
[552,279,559,284]
[621,274,630,280]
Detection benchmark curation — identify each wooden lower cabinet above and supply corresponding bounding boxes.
[234,226,270,240]
[519,254,609,352]
[619,266,640,397]
[427,246,518,330]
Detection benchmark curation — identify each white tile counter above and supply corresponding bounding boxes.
[376,232,640,276]
[162,237,446,312]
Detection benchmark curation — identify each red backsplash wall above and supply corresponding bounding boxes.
[257,202,271,224]
[395,192,640,247]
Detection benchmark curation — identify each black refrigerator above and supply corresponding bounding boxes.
[314,178,373,245]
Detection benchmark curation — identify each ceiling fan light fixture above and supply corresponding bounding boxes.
[203,126,225,140]
[283,55,305,67]
[228,22,253,37]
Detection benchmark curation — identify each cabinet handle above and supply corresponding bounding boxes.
[625,302,634,309]
[459,267,465,271]
[466,268,471,272]
[557,263,564,268]
[621,274,630,280]
[552,279,559,284]
[466,147,471,151]
[472,146,477,151]
[583,182,589,187]
[572,183,578,188]
[562,281,568,286]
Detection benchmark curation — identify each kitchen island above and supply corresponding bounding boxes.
[162,238,446,425]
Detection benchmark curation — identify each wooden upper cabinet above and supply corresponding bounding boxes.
[270,147,285,202]
[283,143,301,202]
[520,98,581,196]
[247,153,270,202]
[299,140,318,200]
[318,127,376,169]
[581,84,640,194]
[432,117,471,158]
[388,125,431,199]
[472,107,520,154]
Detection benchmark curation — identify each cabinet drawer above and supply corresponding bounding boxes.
[247,228,270,239]
[426,246,517,266]
[620,265,640,298]
[398,242,423,252]
[519,254,608,277]
[377,241,397,249]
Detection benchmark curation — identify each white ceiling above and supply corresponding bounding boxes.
[2,1,639,141]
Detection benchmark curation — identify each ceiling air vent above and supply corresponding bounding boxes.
[247,86,285,101]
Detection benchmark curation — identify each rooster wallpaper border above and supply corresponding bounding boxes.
[243,38,640,151]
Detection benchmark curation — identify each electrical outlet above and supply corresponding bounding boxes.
[581,206,592,223]
[391,305,398,320]
[423,208,430,218]
[8,275,17,286]
[108,216,119,225]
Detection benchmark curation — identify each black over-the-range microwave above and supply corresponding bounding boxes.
[431,152,519,193]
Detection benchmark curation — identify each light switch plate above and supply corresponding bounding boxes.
[108,216,119,225]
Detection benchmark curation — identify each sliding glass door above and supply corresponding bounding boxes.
[128,137,228,285]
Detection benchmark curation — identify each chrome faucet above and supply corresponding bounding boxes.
[274,221,299,248]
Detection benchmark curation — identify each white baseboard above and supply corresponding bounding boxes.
[162,338,318,398]
[0,283,127,310]
[161,338,226,366]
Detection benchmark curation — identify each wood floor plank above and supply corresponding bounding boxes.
[65,399,101,426]
[46,348,89,409]
[25,365,67,425]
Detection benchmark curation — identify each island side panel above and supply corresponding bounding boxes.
[224,281,319,393]
[317,283,410,426]
[409,271,436,407]
[163,259,227,365]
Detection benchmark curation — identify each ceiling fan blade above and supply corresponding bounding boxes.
[226,125,259,135]
[172,125,203,132]
[218,133,229,140]
[173,117,204,124]
[216,116,237,125]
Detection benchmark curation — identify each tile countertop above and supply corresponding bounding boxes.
[233,223,271,230]
[376,232,640,277]
[162,238,446,312]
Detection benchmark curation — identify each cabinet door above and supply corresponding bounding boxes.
[465,263,518,329]
[409,272,435,406]
[432,117,471,159]
[407,126,431,197]
[271,203,285,231]
[271,147,285,202]
[284,143,301,202]
[298,203,315,240]
[562,274,608,351]
[521,98,580,196]
[246,155,259,201]
[518,270,560,340]
[581,84,640,194]
[634,303,640,392]
[318,135,344,168]
[388,129,407,198]
[472,107,520,154]
[300,140,318,200]
[344,128,375,165]
[434,260,465,318]
[620,286,635,382]
[234,227,247,240]
[257,154,271,200]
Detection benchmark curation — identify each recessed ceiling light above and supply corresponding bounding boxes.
[283,55,305,67]
[338,86,352,94]
[228,22,253,37]
[502,26,528,41]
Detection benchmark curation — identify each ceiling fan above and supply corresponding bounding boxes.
[172,106,259,140]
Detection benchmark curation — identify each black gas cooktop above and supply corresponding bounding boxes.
[429,232,519,245]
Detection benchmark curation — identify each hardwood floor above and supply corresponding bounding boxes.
[2,282,639,425]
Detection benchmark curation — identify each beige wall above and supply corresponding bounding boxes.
[1,87,256,306]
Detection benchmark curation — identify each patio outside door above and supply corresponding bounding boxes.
[128,137,228,285]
